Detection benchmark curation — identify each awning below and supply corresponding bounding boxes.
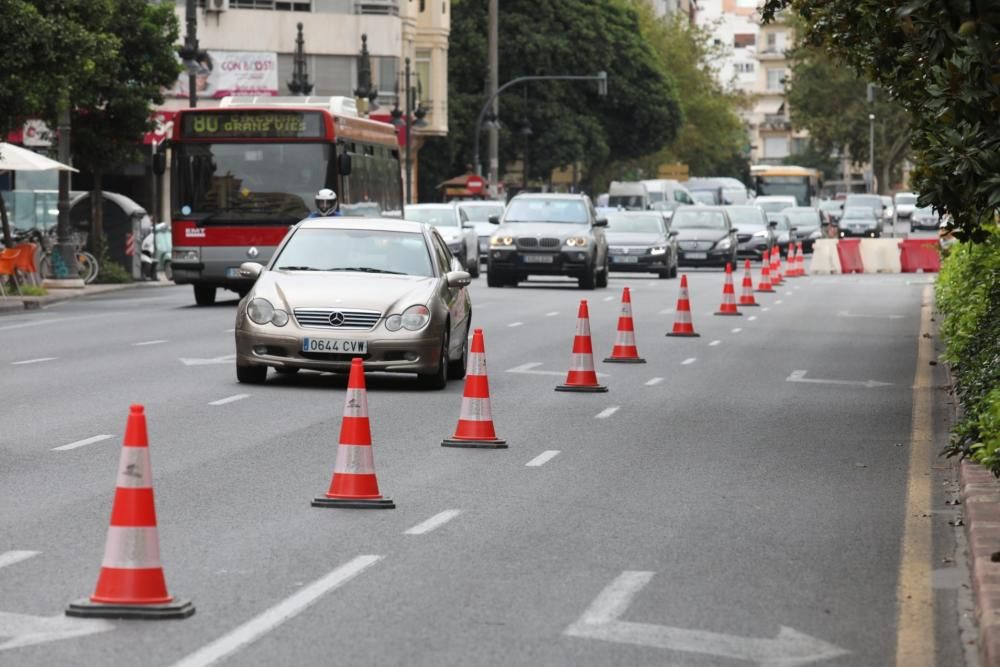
[753,98,785,115]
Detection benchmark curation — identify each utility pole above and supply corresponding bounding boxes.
[866,83,876,194]
[181,0,200,108]
[487,0,498,197]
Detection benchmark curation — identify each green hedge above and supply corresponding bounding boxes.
[938,230,1000,473]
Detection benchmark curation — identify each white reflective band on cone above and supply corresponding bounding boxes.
[575,320,591,336]
[115,447,153,489]
[101,526,162,569]
[570,353,595,372]
[458,397,493,421]
[342,388,368,418]
[333,444,376,475]
[676,310,692,323]
[616,331,636,346]
[468,352,487,376]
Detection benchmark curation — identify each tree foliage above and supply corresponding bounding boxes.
[761,0,1000,242]
[785,42,911,192]
[418,0,682,200]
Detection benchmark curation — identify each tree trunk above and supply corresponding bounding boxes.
[881,133,910,194]
[0,192,11,247]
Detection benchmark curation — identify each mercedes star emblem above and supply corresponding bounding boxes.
[328,311,346,327]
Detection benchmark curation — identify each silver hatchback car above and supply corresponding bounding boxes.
[235,217,473,389]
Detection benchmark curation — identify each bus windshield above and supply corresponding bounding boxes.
[175,143,333,221]
[754,176,809,206]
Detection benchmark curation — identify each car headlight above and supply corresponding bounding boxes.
[752,230,768,238]
[172,248,200,262]
[401,305,431,331]
[490,235,514,247]
[385,314,403,331]
[649,246,667,256]
[715,237,732,250]
[565,237,589,247]
[247,297,286,326]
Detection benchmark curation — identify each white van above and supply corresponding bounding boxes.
[640,179,696,207]
[607,181,651,210]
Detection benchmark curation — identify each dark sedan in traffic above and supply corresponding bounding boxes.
[726,205,775,260]
[672,207,739,269]
[604,211,678,278]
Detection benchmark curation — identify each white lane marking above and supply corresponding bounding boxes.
[508,321,524,328]
[507,362,608,378]
[761,307,771,312]
[786,369,892,388]
[731,328,742,333]
[603,296,615,302]
[708,340,721,347]
[775,300,783,304]
[837,310,904,320]
[526,450,560,467]
[180,354,236,367]
[0,551,39,571]
[659,308,674,315]
[133,339,167,347]
[209,394,250,406]
[0,316,99,333]
[225,328,236,333]
[404,510,462,535]
[0,611,113,652]
[595,406,620,419]
[748,316,758,321]
[645,377,664,386]
[52,434,114,452]
[681,358,697,365]
[11,357,56,366]
[564,571,848,664]
[545,311,559,317]
[171,555,382,667]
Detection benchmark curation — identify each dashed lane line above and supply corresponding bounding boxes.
[52,434,115,452]
[681,357,697,365]
[709,340,721,347]
[731,328,742,333]
[761,307,771,312]
[404,510,462,535]
[645,377,664,386]
[659,308,675,315]
[526,450,561,467]
[545,311,559,317]
[171,555,382,667]
[133,339,167,347]
[0,551,40,571]
[775,300,783,305]
[748,316,757,321]
[10,357,56,366]
[595,406,620,419]
[603,296,615,302]
[508,322,524,328]
[209,394,250,407]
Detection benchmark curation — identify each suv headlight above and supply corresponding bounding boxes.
[565,237,589,247]
[172,248,200,262]
[752,230,768,238]
[247,298,289,326]
[649,246,667,255]
[715,237,732,250]
[490,235,514,247]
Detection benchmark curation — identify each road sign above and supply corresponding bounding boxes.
[465,175,485,195]
[657,163,689,180]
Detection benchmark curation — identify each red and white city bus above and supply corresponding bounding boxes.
[169,97,403,305]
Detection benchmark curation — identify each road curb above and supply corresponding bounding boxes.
[0,280,174,314]
[960,459,1000,666]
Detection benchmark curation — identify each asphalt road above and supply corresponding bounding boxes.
[0,253,967,666]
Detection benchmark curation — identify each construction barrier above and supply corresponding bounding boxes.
[809,239,841,274]
[858,238,902,273]
[899,239,941,273]
[836,239,864,274]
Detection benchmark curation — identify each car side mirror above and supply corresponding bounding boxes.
[593,217,608,227]
[338,153,352,176]
[731,227,739,234]
[668,230,679,237]
[446,270,471,287]
[488,215,500,225]
[462,222,475,229]
[768,220,778,228]
[239,261,264,279]
[789,226,799,232]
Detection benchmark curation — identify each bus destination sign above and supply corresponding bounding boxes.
[181,111,325,139]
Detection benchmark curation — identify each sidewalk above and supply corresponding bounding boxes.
[0,278,175,314]
[961,460,1000,666]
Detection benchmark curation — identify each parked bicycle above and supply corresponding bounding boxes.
[9,226,99,284]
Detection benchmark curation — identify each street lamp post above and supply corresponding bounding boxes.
[868,113,875,194]
[353,34,379,115]
[179,0,202,109]
[471,72,607,184]
[391,58,428,206]
[287,23,314,96]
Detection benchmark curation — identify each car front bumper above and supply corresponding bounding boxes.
[488,248,593,275]
[677,248,732,266]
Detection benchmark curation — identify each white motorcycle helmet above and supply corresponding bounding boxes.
[315,188,338,216]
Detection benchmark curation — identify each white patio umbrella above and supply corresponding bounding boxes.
[0,142,78,246]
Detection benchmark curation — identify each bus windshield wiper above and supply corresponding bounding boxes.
[327,267,405,275]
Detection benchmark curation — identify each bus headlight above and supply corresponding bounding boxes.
[172,249,200,262]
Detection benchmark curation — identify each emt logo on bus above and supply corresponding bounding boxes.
[181,110,326,139]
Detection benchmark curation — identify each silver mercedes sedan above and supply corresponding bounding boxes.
[234,217,473,389]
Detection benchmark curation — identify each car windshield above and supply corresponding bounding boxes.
[896,194,918,206]
[457,204,504,222]
[842,207,875,219]
[505,199,589,224]
[724,206,767,228]
[755,200,795,214]
[605,214,664,234]
[670,209,727,229]
[273,228,434,277]
[844,195,883,210]
[784,209,821,226]
[405,207,459,227]
[690,190,718,205]
[768,215,791,230]
[607,195,646,210]
[914,205,935,216]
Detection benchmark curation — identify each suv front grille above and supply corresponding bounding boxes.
[293,308,381,330]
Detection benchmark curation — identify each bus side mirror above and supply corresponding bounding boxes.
[338,153,352,176]
[152,152,166,176]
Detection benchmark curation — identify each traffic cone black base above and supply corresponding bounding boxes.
[603,356,646,364]
[665,332,701,338]
[555,384,608,393]
[311,497,396,509]
[713,310,743,316]
[442,437,507,449]
[740,302,760,307]
[66,598,195,620]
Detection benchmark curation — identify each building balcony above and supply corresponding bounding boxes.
[762,114,791,130]
[757,49,788,61]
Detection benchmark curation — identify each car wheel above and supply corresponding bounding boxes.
[596,260,608,288]
[194,284,217,306]
[487,268,506,287]
[236,363,267,384]
[447,325,469,380]
[658,270,671,279]
[468,257,480,279]
[418,332,449,390]
[274,366,299,375]
[578,263,596,290]
[670,256,679,278]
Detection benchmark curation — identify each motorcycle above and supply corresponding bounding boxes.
[140,222,172,280]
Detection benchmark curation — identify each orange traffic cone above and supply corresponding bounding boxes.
[738,259,759,307]
[556,300,608,392]
[795,242,807,277]
[714,263,743,316]
[604,287,646,363]
[787,243,802,277]
[442,329,506,448]
[771,247,784,285]
[756,251,774,293]
[66,405,194,619]
[313,358,395,508]
[666,274,701,337]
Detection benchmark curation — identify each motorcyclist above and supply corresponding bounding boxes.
[309,188,341,217]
